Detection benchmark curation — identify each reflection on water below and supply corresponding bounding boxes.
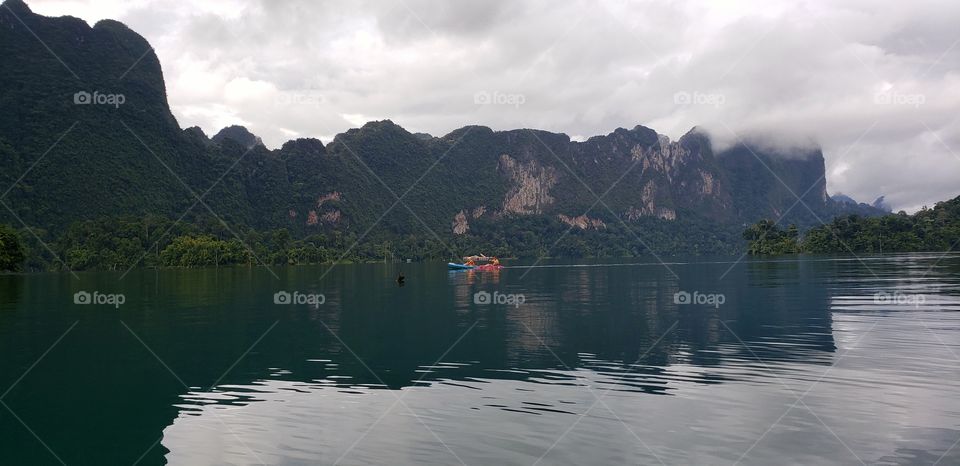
[1,254,959,464]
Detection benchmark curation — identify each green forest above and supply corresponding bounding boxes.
[4,194,959,273]
[745,195,960,255]
[0,224,26,272]
[0,212,743,272]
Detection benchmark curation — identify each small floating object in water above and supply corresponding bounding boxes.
[397,272,406,286]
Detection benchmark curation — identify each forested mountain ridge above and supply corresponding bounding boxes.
[744,194,960,255]
[0,0,884,266]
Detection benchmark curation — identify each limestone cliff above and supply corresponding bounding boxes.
[498,154,558,215]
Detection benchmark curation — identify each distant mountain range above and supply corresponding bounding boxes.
[0,0,885,253]
[831,193,893,213]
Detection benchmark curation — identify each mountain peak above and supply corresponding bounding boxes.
[92,18,151,49]
[332,119,418,148]
[832,193,858,205]
[184,126,207,138]
[212,125,264,150]
[359,119,407,133]
[280,138,326,156]
[1,0,31,14]
[872,196,892,212]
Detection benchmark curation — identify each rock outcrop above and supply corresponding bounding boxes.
[558,214,606,229]
[452,210,469,235]
[499,154,558,215]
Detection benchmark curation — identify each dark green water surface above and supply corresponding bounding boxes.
[1,254,959,465]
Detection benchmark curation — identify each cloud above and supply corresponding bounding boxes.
[27,0,960,212]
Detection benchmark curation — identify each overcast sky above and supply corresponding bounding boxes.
[29,0,960,212]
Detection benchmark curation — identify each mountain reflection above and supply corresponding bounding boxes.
[0,256,852,465]
[167,257,839,395]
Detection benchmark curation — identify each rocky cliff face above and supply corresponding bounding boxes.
[0,0,885,242]
[452,210,469,235]
[558,214,606,229]
[498,154,558,215]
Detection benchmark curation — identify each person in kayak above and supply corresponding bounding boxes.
[465,258,477,266]
[490,257,500,266]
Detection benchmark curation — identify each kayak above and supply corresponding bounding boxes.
[474,264,503,271]
[447,263,503,270]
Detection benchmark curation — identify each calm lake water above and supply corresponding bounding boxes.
[1,254,959,465]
